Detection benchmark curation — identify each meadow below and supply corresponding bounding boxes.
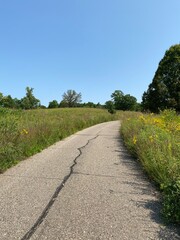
[0,107,179,223]
[121,110,180,223]
[0,107,120,172]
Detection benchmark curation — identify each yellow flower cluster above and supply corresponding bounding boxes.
[139,113,180,133]
[21,129,28,135]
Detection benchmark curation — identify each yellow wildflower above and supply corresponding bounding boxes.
[21,129,28,135]
[139,115,146,122]
[133,136,137,144]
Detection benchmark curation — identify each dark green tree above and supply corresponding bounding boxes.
[20,87,40,109]
[142,44,180,112]
[48,100,59,108]
[105,100,116,114]
[85,102,96,108]
[13,98,21,109]
[111,90,124,110]
[0,92,3,106]
[0,95,15,108]
[122,94,138,111]
[62,90,82,107]
[59,100,68,108]
[111,90,138,111]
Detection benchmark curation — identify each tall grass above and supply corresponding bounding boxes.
[1,107,179,223]
[121,110,180,223]
[0,107,120,172]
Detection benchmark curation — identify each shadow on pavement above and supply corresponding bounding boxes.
[115,137,180,240]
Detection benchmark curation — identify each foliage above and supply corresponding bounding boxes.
[20,87,40,109]
[0,92,3,102]
[59,100,69,108]
[62,89,82,107]
[105,100,116,114]
[142,44,180,112]
[121,110,180,223]
[161,180,180,223]
[81,102,98,108]
[0,95,16,108]
[111,90,138,111]
[48,100,59,108]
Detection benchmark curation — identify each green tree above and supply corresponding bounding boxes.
[20,87,40,109]
[85,102,96,108]
[0,92,3,107]
[111,90,124,110]
[62,90,82,107]
[0,95,16,108]
[142,44,180,112]
[105,100,116,114]
[111,90,138,111]
[48,100,59,108]
[59,100,68,108]
[122,94,138,111]
[13,98,21,109]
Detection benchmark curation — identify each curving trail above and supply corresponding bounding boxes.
[0,121,179,240]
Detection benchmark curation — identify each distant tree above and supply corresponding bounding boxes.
[0,92,3,106]
[135,102,142,112]
[96,102,103,108]
[111,90,124,110]
[111,90,138,111]
[142,44,180,112]
[21,87,40,109]
[59,100,69,108]
[86,102,96,108]
[122,94,138,111]
[48,100,59,108]
[62,90,82,107]
[39,105,47,109]
[13,98,21,109]
[105,100,116,114]
[0,95,16,108]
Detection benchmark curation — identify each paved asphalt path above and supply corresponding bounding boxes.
[0,121,179,240]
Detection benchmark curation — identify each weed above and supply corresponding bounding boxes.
[0,108,121,172]
[121,110,180,224]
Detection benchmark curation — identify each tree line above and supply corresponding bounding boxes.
[1,44,179,112]
[0,88,103,110]
[105,43,180,113]
[0,87,40,109]
[0,86,141,111]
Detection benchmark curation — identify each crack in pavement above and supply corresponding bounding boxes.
[21,134,99,240]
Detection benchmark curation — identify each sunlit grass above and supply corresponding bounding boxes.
[121,110,180,223]
[1,107,179,223]
[0,107,120,172]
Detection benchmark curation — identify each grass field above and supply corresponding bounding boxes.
[0,107,179,223]
[121,110,180,223]
[0,107,120,172]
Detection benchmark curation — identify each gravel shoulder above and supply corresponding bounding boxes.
[0,121,179,240]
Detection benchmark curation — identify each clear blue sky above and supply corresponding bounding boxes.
[0,0,180,106]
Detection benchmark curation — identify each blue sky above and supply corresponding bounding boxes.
[0,0,180,106]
